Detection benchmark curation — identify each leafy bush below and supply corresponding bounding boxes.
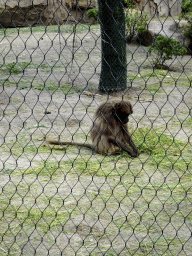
[124,0,135,9]
[181,15,192,37]
[182,15,192,53]
[181,0,192,12]
[148,35,187,68]
[87,8,99,21]
[177,12,192,53]
[125,9,148,42]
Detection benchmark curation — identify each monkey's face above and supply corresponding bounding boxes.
[111,101,133,125]
[113,110,129,124]
[122,112,129,124]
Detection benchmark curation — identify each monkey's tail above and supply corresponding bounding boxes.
[47,140,93,150]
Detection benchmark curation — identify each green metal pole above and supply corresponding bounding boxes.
[98,0,127,94]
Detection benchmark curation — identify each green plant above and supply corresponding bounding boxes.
[125,9,148,42]
[0,62,33,74]
[181,0,192,12]
[182,15,192,37]
[148,35,187,68]
[87,8,99,21]
[124,0,135,9]
[179,13,192,53]
[4,62,21,74]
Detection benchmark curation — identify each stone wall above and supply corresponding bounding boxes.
[0,0,181,28]
[136,0,182,17]
[0,0,97,28]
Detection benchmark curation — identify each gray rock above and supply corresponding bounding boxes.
[136,0,182,17]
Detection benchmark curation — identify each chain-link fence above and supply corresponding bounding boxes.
[0,0,192,255]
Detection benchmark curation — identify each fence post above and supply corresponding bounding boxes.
[98,0,127,94]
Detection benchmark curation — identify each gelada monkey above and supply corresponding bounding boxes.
[47,100,140,157]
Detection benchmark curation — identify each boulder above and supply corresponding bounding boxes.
[136,0,182,17]
[68,0,97,9]
[0,0,97,28]
[137,31,154,46]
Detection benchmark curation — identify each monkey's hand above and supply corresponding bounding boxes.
[109,137,139,157]
[134,149,140,157]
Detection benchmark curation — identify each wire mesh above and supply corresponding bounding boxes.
[0,0,192,255]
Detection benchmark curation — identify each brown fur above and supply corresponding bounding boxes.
[90,101,139,156]
[47,100,139,157]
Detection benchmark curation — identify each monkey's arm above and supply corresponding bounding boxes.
[47,140,93,150]
[122,129,140,156]
[108,137,139,157]
[125,135,140,156]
